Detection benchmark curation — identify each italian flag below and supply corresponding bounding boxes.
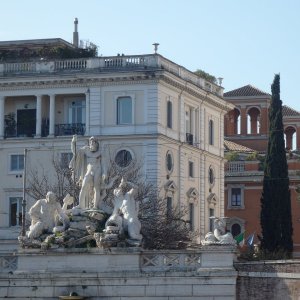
[234,232,245,246]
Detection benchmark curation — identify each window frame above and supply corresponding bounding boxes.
[189,202,194,231]
[188,161,194,178]
[115,148,134,168]
[166,150,174,174]
[116,96,133,125]
[227,185,245,209]
[167,99,173,129]
[9,153,24,173]
[209,119,214,145]
[9,197,23,227]
[68,98,86,124]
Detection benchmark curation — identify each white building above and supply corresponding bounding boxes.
[0,36,233,251]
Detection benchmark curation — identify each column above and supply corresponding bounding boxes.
[296,127,300,150]
[85,90,90,136]
[240,107,247,135]
[0,96,5,139]
[35,95,42,138]
[49,94,55,137]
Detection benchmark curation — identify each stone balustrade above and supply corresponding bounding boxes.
[0,54,223,97]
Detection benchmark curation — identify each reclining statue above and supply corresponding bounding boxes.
[26,191,70,239]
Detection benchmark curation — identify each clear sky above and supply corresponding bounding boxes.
[1,0,299,110]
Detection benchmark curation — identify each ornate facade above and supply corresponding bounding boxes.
[0,38,232,251]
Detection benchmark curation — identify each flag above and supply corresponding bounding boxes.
[246,232,255,247]
[234,232,245,246]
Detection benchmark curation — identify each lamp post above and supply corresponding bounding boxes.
[21,148,27,236]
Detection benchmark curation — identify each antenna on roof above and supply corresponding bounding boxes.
[152,43,159,54]
[73,18,79,48]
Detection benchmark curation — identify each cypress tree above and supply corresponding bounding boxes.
[260,74,293,258]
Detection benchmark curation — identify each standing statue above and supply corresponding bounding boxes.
[105,178,142,242]
[94,174,118,211]
[69,135,102,209]
[27,191,70,239]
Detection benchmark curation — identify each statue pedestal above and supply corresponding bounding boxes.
[1,246,237,299]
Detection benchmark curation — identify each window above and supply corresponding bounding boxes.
[115,149,133,168]
[10,197,22,226]
[189,161,194,178]
[208,167,215,186]
[117,97,132,125]
[231,188,242,207]
[166,151,173,173]
[68,100,86,124]
[209,119,214,145]
[10,154,24,172]
[209,208,215,232]
[61,152,73,169]
[189,203,194,231]
[231,223,241,237]
[167,100,172,128]
[167,196,172,216]
[228,185,245,209]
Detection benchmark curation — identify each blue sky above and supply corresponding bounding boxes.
[1,0,300,110]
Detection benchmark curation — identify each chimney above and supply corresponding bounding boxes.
[73,18,79,47]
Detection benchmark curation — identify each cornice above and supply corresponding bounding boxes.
[0,75,159,92]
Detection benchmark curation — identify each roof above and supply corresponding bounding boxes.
[224,140,256,152]
[224,84,270,97]
[0,38,76,50]
[282,105,300,117]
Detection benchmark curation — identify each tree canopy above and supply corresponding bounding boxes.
[260,74,293,258]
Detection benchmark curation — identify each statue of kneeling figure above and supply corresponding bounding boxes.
[103,178,142,245]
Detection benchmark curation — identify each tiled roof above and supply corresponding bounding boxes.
[282,105,300,117]
[224,140,255,152]
[224,85,270,97]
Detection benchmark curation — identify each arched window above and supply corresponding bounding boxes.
[231,223,241,237]
[209,120,214,145]
[117,96,132,125]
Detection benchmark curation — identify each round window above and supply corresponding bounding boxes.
[209,167,215,185]
[166,151,173,173]
[115,149,132,168]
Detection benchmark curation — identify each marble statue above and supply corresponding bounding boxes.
[201,217,236,246]
[94,174,118,211]
[26,191,70,239]
[104,178,142,243]
[70,135,102,209]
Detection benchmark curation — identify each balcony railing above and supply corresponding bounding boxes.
[0,55,223,97]
[55,123,85,136]
[226,162,245,173]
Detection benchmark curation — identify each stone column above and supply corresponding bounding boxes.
[35,95,42,138]
[0,96,5,139]
[296,127,300,150]
[49,94,55,137]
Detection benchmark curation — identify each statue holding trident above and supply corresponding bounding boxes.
[69,135,102,209]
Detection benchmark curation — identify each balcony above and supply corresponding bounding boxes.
[55,123,85,136]
[0,55,223,97]
[186,133,194,145]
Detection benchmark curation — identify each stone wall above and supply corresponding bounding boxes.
[0,246,237,299]
[235,260,300,300]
